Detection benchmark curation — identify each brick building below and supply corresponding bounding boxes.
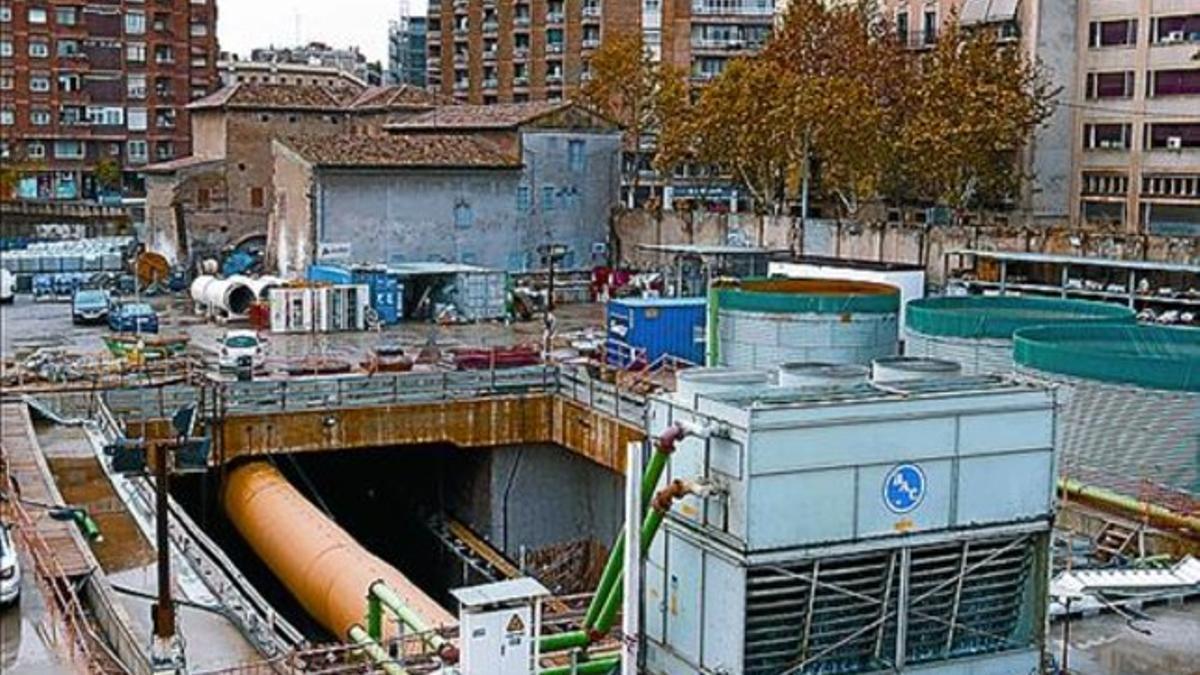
[142,82,445,265]
[271,101,621,276]
[424,0,775,104]
[0,0,219,201]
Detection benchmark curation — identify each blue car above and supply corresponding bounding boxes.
[108,303,159,334]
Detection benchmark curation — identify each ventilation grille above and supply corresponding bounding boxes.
[744,534,1037,674]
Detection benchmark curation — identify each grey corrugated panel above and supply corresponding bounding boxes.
[718,308,898,370]
[1018,367,1200,498]
[905,332,1015,376]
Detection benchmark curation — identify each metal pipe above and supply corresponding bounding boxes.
[347,625,408,675]
[369,580,458,662]
[1059,478,1200,535]
[222,462,455,643]
[540,656,621,675]
[540,629,590,652]
[591,479,703,639]
[580,424,686,632]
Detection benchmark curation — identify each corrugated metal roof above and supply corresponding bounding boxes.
[959,0,1019,25]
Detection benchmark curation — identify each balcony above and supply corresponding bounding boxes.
[899,29,937,50]
[546,12,565,25]
[483,78,499,89]
[546,73,563,84]
[454,25,470,37]
[583,6,602,19]
[514,16,531,28]
[547,43,564,54]
[513,46,530,59]
[514,75,529,87]
[483,49,498,61]
[690,1,774,18]
[454,80,469,91]
[690,38,761,53]
[482,20,499,33]
[453,0,469,9]
[428,31,441,43]
[582,38,601,50]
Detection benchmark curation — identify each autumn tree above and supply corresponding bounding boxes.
[581,32,674,208]
[94,157,123,194]
[896,22,1054,211]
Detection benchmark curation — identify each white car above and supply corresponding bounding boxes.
[0,268,14,304]
[0,523,19,608]
[218,330,267,371]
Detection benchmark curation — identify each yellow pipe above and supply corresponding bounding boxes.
[1059,478,1200,536]
[223,462,456,642]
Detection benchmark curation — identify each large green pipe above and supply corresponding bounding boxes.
[540,656,621,675]
[1059,478,1200,535]
[370,581,457,660]
[540,629,591,653]
[348,625,408,675]
[591,505,669,638]
[580,428,681,632]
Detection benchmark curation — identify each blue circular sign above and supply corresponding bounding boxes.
[883,464,926,514]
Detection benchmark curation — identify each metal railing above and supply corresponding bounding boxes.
[556,366,647,427]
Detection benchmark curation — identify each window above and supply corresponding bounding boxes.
[0,108,14,125]
[1086,71,1135,99]
[0,41,10,57]
[127,74,146,98]
[517,186,531,213]
[58,73,80,91]
[127,42,146,63]
[1146,123,1200,149]
[453,202,474,228]
[54,140,85,159]
[250,187,264,209]
[1083,123,1132,150]
[1150,69,1200,97]
[29,41,49,58]
[57,40,79,57]
[568,140,586,172]
[922,10,937,44]
[1089,19,1137,47]
[154,45,174,63]
[59,106,83,125]
[30,109,50,125]
[542,186,555,211]
[127,107,148,130]
[156,109,176,128]
[189,22,207,37]
[88,106,125,126]
[125,11,146,34]
[27,141,45,158]
[0,6,9,22]
[127,139,148,163]
[56,7,77,25]
[155,141,174,160]
[0,73,11,90]
[896,11,909,41]
[28,7,46,24]
[1152,15,1200,44]
[29,75,50,92]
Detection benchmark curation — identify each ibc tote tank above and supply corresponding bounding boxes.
[711,278,900,369]
[905,295,1134,375]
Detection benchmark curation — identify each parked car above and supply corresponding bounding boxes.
[0,522,20,608]
[108,303,159,334]
[71,289,112,324]
[218,330,266,371]
[0,268,14,304]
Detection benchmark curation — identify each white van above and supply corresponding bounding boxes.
[0,268,14,304]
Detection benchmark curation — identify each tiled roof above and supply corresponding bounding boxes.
[348,84,451,111]
[385,101,576,130]
[189,82,365,111]
[141,156,224,174]
[277,133,521,169]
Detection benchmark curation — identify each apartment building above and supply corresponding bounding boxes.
[0,0,219,201]
[1075,3,1199,234]
[886,0,1200,234]
[388,15,427,86]
[218,58,367,89]
[424,0,775,104]
[246,41,382,86]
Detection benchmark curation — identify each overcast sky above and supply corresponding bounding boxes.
[219,0,427,64]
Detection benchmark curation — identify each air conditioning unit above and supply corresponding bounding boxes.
[1167,136,1183,150]
[1162,31,1185,44]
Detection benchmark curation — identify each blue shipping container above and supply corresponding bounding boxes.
[607,297,707,369]
[306,264,353,285]
[352,269,401,325]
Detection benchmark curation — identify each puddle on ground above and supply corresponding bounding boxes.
[0,550,73,675]
[37,424,156,574]
[1051,605,1200,675]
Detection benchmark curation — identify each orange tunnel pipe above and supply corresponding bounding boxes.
[222,461,456,640]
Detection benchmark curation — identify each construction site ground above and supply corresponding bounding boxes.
[0,295,605,364]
